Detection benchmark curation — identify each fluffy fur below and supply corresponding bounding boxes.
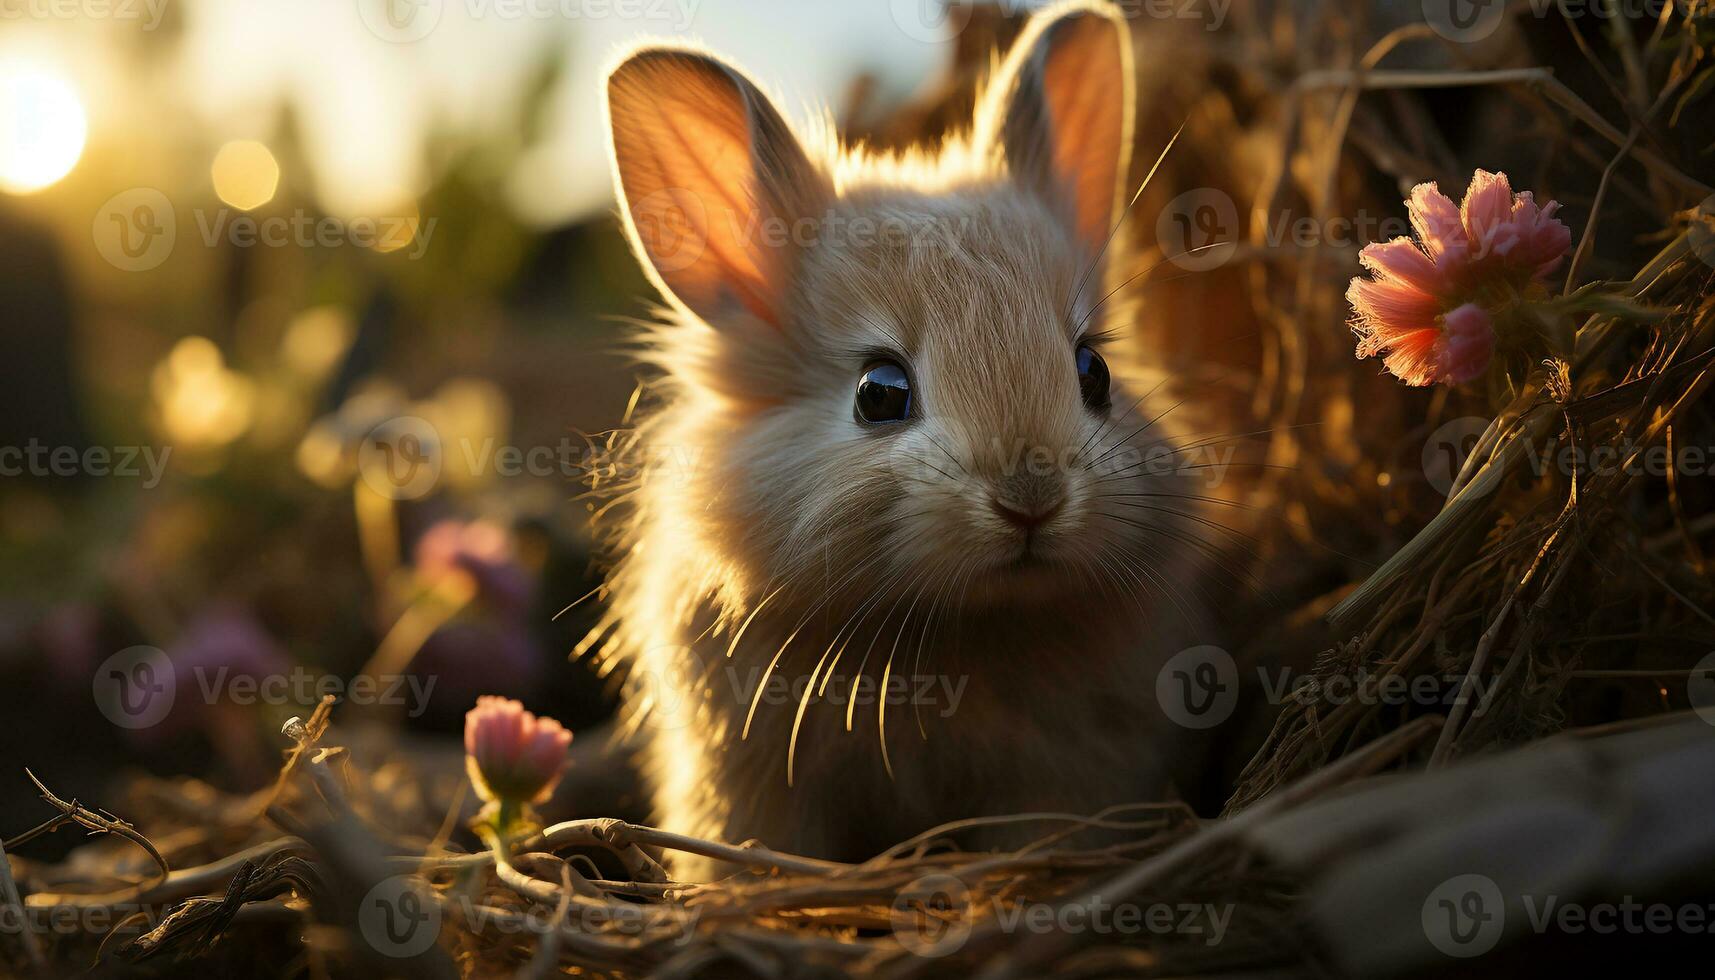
[588,1,1236,879]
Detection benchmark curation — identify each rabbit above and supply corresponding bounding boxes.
[587,0,1241,880]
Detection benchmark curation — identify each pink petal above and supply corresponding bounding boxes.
[1523,205,1572,278]
[529,734,568,777]
[1433,238,1476,288]
[1510,190,1542,223]
[464,697,573,804]
[419,522,462,580]
[1407,182,1466,261]
[1358,237,1445,294]
[1378,327,1447,387]
[1437,303,1495,384]
[1348,277,1441,356]
[1486,223,1527,261]
[1460,170,1515,259]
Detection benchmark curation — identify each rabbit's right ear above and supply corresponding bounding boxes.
[606,48,826,330]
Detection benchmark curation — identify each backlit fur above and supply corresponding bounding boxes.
[587,2,1238,879]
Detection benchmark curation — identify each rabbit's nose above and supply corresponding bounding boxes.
[990,494,1065,529]
[990,473,1067,528]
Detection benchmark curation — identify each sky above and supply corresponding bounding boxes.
[160,0,986,224]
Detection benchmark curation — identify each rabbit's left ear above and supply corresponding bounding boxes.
[606,47,826,330]
[982,3,1135,261]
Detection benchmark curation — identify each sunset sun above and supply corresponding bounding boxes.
[0,67,88,194]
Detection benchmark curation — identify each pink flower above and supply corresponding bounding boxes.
[415,519,532,611]
[1348,170,1571,386]
[1439,304,1495,385]
[464,696,572,806]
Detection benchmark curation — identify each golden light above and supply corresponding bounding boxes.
[281,306,355,379]
[371,198,422,254]
[0,68,88,194]
[295,422,349,489]
[211,139,280,210]
[152,337,257,450]
[418,378,509,491]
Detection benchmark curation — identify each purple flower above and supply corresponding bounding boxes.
[411,618,541,722]
[414,520,532,612]
[170,606,288,681]
[131,605,289,742]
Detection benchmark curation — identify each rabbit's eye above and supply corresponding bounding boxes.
[855,360,912,425]
[1076,345,1110,413]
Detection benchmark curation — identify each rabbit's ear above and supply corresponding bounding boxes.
[981,3,1135,261]
[606,48,825,329]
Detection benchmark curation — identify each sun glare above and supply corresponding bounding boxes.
[0,67,88,195]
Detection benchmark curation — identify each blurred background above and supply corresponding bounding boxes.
[0,0,967,839]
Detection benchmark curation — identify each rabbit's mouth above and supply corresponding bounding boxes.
[1008,533,1058,567]
[962,549,1076,603]
[1000,551,1050,577]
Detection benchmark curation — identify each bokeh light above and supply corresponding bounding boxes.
[210,139,281,210]
[281,306,355,379]
[151,336,257,450]
[371,197,423,254]
[0,67,88,194]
